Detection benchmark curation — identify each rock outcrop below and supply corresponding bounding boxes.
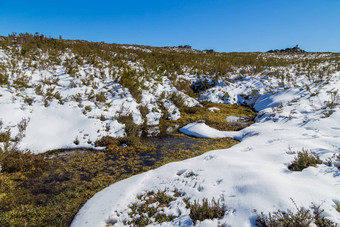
[267,45,306,53]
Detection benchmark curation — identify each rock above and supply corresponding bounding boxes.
[267,45,306,53]
[203,49,215,53]
[178,45,192,49]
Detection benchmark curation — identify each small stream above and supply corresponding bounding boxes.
[139,135,232,166]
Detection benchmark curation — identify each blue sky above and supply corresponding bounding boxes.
[1,0,339,52]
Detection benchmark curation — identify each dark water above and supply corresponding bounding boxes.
[138,135,230,166]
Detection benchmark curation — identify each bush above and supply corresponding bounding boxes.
[139,105,149,119]
[288,148,322,171]
[94,136,118,147]
[0,130,10,142]
[96,91,106,103]
[117,136,140,146]
[117,114,140,146]
[170,93,185,108]
[335,201,340,213]
[99,114,106,121]
[0,72,8,86]
[24,96,34,105]
[174,79,194,97]
[189,198,224,224]
[123,191,177,226]
[255,201,337,227]
[119,69,142,103]
[0,145,46,173]
[84,105,92,112]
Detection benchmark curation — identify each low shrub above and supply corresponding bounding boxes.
[170,93,185,108]
[335,201,340,213]
[0,72,8,86]
[95,91,106,103]
[117,136,140,147]
[99,114,106,121]
[174,79,195,97]
[288,148,322,171]
[0,146,46,173]
[0,130,10,142]
[84,105,92,112]
[117,114,140,146]
[189,198,224,224]
[94,136,118,147]
[255,201,337,227]
[24,96,34,105]
[120,191,177,226]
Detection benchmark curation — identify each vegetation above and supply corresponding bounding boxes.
[120,190,178,226]
[116,113,141,146]
[188,198,225,224]
[288,148,322,171]
[1,33,339,96]
[335,201,340,213]
[255,201,337,227]
[0,146,45,173]
[115,192,225,226]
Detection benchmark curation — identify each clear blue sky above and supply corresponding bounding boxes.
[1,0,339,52]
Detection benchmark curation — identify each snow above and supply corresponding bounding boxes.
[179,122,245,140]
[18,103,122,152]
[71,71,340,226]
[208,107,220,112]
[226,115,241,123]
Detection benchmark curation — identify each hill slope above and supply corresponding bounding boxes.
[0,34,340,226]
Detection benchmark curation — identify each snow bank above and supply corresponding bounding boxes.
[179,122,245,140]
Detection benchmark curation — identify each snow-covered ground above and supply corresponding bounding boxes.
[71,72,340,226]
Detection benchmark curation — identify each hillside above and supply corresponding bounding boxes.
[0,33,340,226]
